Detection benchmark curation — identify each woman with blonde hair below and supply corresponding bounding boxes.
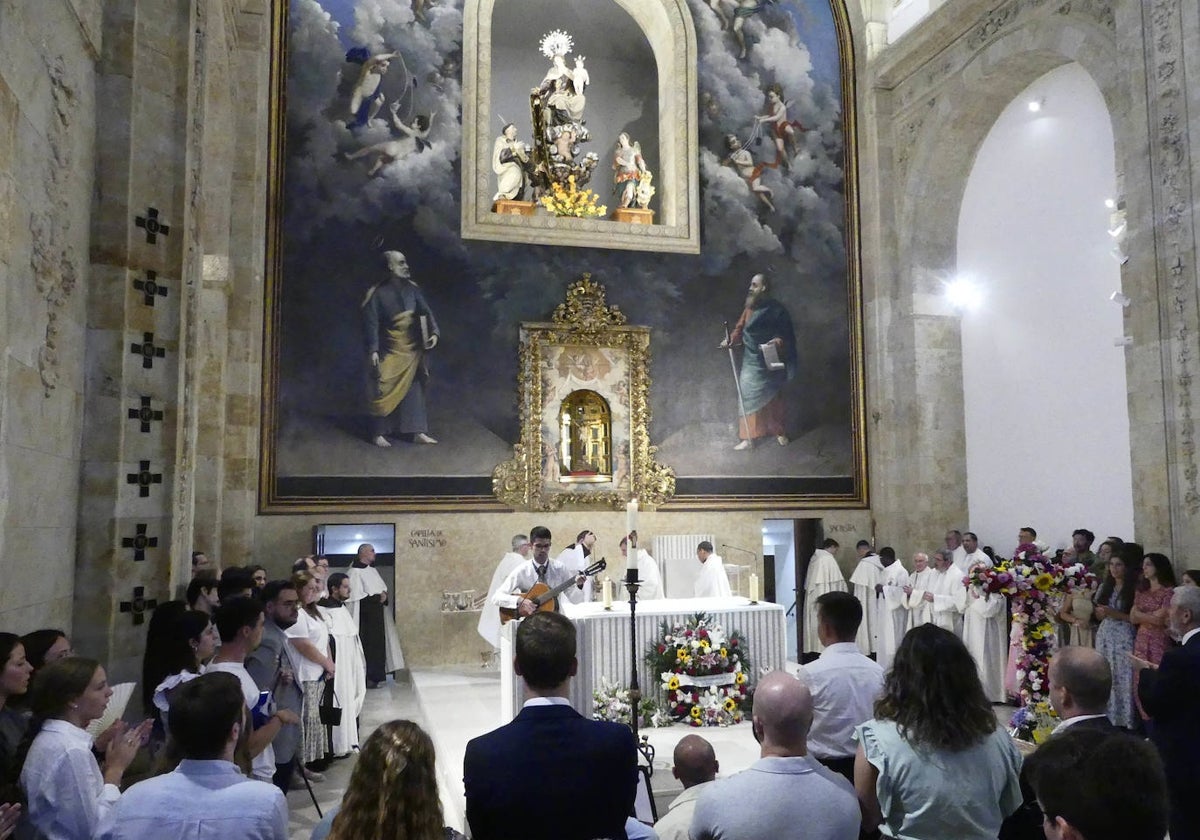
[312,720,464,840]
[286,570,334,776]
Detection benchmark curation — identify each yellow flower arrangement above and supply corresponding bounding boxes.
[539,175,607,218]
[1034,572,1054,592]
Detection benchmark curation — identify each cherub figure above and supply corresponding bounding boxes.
[723,134,775,212]
[572,56,590,94]
[755,83,805,169]
[708,0,779,59]
[345,111,434,176]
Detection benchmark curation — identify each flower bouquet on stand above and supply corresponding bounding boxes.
[646,613,752,727]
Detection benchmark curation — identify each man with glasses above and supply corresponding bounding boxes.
[245,581,305,792]
[491,526,586,618]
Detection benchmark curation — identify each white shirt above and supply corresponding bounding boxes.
[99,759,288,840]
[694,555,732,598]
[478,551,529,646]
[20,719,120,840]
[285,608,331,683]
[629,549,663,600]
[207,661,276,782]
[951,545,968,572]
[654,781,714,840]
[960,549,989,574]
[1050,713,1109,735]
[491,558,584,610]
[798,642,885,759]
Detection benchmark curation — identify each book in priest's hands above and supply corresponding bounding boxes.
[760,342,785,370]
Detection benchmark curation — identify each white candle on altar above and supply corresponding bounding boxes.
[749,573,760,602]
[625,498,639,571]
[602,577,613,609]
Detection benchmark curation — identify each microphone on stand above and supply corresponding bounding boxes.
[720,544,758,560]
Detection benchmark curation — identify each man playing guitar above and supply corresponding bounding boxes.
[491,525,589,619]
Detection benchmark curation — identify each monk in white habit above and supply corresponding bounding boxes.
[904,552,936,628]
[620,532,662,600]
[346,543,405,688]
[962,555,1007,702]
[849,540,884,655]
[961,531,989,571]
[946,529,968,574]
[923,548,966,636]
[694,541,732,598]
[319,572,367,756]
[477,534,531,648]
[875,546,910,671]
[802,538,847,655]
[555,529,597,602]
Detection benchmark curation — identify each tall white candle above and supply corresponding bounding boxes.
[625,498,639,571]
[749,573,760,602]
[603,577,613,609]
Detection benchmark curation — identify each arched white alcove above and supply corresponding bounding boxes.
[956,62,1133,548]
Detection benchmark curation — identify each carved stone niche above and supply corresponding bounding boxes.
[462,0,700,254]
[493,276,675,510]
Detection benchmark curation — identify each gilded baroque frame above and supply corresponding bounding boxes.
[493,277,675,510]
[461,0,701,253]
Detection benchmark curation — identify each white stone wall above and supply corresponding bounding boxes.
[0,0,101,632]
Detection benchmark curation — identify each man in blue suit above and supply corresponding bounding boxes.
[1135,583,1200,840]
[464,608,638,840]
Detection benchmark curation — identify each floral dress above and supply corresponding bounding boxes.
[1133,585,1174,720]
[1094,587,1137,728]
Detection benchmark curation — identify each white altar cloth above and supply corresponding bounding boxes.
[500,597,788,718]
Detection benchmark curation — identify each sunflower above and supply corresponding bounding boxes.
[1033,573,1054,592]
[666,675,680,691]
[723,697,737,712]
[690,705,702,720]
[719,647,728,657]
[735,672,747,685]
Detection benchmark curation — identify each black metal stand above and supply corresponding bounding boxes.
[625,549,656,785]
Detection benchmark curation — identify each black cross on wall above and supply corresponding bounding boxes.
[119,586,159,626]
[126,460,163,498]
[121,524,159,562]
[132,270,169,306]
[127,396,164,433]
[130,333,166,369]
[134,208,171,244]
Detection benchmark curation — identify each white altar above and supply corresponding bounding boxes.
[500,597,789,718]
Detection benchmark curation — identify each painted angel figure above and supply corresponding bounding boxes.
[347,48,403,128]
[755,83,804,168]
[708,0,779,58]
[723,134,775,212]
[345,108,434,176]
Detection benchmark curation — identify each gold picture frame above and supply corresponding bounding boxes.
[493,276,675,510]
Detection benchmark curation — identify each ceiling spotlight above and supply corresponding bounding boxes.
[354,533,363,539]
[945,277,983,311]
[1110,246,1130,266]
[1028,97,1044,113]
[1109,291,1131,307]
[1113,336,1133,347]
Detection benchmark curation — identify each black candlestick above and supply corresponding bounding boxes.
[625,566,642,744]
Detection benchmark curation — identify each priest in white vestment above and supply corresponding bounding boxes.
[555,529,597,602]
[876,547,910,671]
[904,552,936,628]
[924,549,966,636]
[849,540,884,654]
[961,555,1007,702]
[961,531,990,573]
[346,543,405,687]
[478,534,531,648]
[694,541,732,598]
[319,572,367,756]
[619,533,662,600]
[802,538,848,655]
[946,529,968,574]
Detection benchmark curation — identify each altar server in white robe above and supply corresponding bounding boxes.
[961,531,990,573]
[875,546,911,671]
[694,541,732,598]
[904,552,936,628]
[619,532,662,600]
[946,529,969,574]
[319,573,367,756]
[961,555,1007,702]
[923,548,966,636]
[478,534,531,648]
[346,543,404,688]
[555,529,597,602]
[803,538,848,655]
[849,540,884,654]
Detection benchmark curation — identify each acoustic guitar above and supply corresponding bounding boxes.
[498,557,607,624]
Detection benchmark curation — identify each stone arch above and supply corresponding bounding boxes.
[898,16,1125,292]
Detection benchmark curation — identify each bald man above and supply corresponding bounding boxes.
[690,672,860,840]
[654,735,719,840]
